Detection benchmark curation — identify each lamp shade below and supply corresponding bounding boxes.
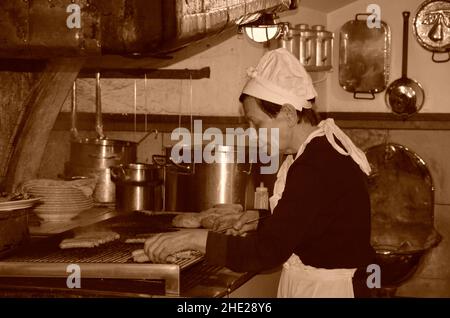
[244,25,281,42]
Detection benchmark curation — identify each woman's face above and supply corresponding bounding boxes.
[243,96,292,154]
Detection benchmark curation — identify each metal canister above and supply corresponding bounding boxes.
[311,25,334,69]
[296,24,315,67]
[278,23,301,59]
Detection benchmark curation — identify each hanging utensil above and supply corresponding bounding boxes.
[70,81,80,141]
[385,12,425,116]
[413,0,450,63]
[95,72,106,139]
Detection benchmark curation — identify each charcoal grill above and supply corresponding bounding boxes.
[0,213,204,296]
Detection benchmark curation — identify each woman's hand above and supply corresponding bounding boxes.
[144,229,208,264]
[217,209,260,236]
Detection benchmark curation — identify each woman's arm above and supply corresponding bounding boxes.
[205,161,332,272]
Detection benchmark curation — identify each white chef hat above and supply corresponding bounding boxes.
[242,48,317,111]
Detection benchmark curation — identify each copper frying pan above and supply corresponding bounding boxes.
[386,12,425,116]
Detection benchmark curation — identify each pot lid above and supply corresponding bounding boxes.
[413,0,450,52]
[365,143,441,253]
[73,138,137,146]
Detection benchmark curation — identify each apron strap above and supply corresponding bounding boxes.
[318,119,371,176]
[295,119,371,176]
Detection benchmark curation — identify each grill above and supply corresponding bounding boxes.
[0,213,205,296]
[0,242,203,296]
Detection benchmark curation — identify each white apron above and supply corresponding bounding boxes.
[271,119,371,298]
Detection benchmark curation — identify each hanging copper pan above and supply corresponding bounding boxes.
[413,0,450,63]
[385,12,425,116]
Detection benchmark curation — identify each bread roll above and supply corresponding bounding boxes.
[171,213,202,228]
[59,231,120,249]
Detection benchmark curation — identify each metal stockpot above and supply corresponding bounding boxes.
[156,145,256,212]
[69,138,137,169]
[64,164,116,203]
[66,136,137,204]
[65,74,138,203]
[111,164,162,214]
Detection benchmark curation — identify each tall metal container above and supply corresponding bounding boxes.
[311,25,334,69]
[111,164,162,213]
[159,145,258,212]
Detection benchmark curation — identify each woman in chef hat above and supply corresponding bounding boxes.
[144,48,375,298]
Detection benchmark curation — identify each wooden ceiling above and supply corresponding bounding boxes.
[299,0,359,12]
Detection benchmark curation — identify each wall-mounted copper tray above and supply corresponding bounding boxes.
[339,14,391,99]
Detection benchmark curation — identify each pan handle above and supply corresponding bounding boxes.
[95,72,106,140]
[152,155,167,167]
[353,91,376,100]
[169,157,194,174]
[401,12,410,78]
[432,52,450,63]
[70,81,80,141]
[355,13,371,21]
[239,162,253,175]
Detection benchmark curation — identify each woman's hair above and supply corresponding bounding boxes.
[239,94,321,126]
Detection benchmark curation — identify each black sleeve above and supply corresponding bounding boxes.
[205,160,333,272]
[258,209,271,218]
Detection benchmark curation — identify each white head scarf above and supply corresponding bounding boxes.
[242,48,317,110]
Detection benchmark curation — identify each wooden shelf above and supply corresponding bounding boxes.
[53,112,450,132]
[323,112,450,130]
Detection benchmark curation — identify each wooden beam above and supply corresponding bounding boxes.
[4,58,85,191]
[78,67,211,79]
[0,71,41,189]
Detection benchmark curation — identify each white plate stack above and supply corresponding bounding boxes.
[22,179,96,222]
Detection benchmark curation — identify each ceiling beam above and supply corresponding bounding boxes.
[4,58,85,191]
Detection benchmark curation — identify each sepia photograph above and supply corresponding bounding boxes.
[0,0,449,305]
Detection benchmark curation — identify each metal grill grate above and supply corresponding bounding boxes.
[3,242,203,269]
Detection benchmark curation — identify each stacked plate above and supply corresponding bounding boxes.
[22,179,95,222]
